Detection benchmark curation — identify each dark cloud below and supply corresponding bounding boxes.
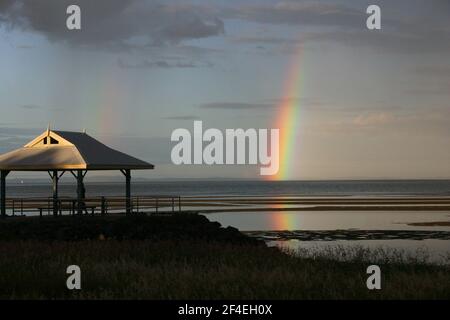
[0,0,14,12]
[2,0,449,56]
[199,102,273,110]
[228,1,449,31]
[200,98,345,112]
[0,0,225,49]
[117,58,212,69]
[227,1,450,55]
[117,59,191,69]
[231,35,295,45]
[230,2,363,28]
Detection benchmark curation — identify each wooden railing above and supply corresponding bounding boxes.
[5,195,182,216]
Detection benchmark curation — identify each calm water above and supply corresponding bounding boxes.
[5,179,450,197]
[203,210,450,262]
[204,210,450,231]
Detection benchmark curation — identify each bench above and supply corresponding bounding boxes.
[38,204,97,216]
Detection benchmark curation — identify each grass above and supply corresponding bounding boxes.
[0,215,448,299]
[290,244,450,266]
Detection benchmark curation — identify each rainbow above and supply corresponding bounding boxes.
[78,67,122,135]
[270,45,305,180]
[268,204,301,230]
[96,71,121,135]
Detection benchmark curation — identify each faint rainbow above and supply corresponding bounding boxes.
[269,45,305,180]
[94,71,121,135]
[101,79,117,134]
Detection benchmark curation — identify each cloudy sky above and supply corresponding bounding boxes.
[0,0,449,180]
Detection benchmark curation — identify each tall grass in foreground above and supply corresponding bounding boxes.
[285,244,450,266]
[0,240,448,300]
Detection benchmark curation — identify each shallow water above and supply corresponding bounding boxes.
[203,210,450,264]
[204,210,450,231]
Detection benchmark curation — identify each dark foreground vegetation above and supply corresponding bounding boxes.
[0,214,448,299]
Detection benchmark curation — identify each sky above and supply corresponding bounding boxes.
[0,0,449,180]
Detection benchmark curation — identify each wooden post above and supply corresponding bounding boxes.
[136,196,139,214]
[101,196,106,215]
[77,170,84,215]
[1,170,9,218]
[52,170,58,216]
[125,169,131,215]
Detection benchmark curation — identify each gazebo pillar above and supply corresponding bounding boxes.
[51,170,59,216]
[76,170,85,215]
[1,170,9,218]
[125,170,131,214]
[121,169,131,214]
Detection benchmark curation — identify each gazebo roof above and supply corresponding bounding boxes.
[0,130,154,171]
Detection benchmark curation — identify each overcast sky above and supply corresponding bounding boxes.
[0,0,449,180]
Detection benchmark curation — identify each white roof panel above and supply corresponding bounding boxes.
[0,130,154,171]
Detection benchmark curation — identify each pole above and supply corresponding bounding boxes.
[1,171,9,218]
[101,196,106,215]
[125,169,131,215]
[77,170,84,215]
[52,170,58,216]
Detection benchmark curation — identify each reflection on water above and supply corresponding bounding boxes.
[203,210,450,264]
[204,210,450,231]
[265,203,303,230]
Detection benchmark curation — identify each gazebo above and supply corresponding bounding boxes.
[0,129,154,217]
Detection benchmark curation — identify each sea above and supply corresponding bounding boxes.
[5,179,450,198]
